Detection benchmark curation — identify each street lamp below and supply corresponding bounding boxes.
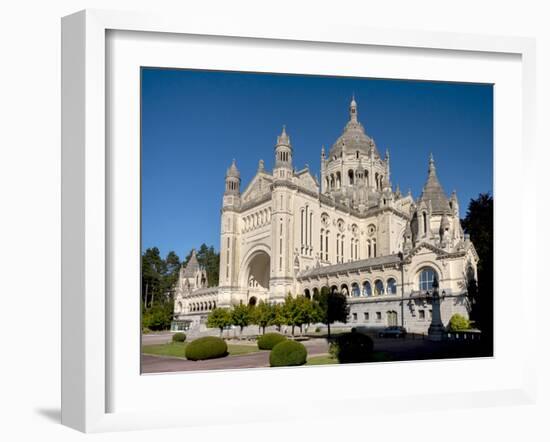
[428,275,445,341]
[398,252,405,329]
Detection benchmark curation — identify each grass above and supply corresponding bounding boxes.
[141,341,260,359]
[306,351,393,366]
[306,355,338,365]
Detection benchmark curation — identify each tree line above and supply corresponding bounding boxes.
[141,244,220,331]
[207,289,349,338]
[461,192,493,348]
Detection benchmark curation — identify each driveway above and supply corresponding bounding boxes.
[141,338,330,374]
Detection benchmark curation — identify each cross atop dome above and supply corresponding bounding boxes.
[349,95,358,122]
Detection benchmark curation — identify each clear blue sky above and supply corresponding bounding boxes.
[141,68,493,260]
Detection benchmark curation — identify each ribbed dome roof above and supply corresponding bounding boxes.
[328,98,380,160]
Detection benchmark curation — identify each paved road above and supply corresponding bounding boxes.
[141,338,330,374]
[141,333,490,374]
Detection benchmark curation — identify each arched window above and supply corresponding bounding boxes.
[348,169,354,185]
[419,267,437,292]
[351,283,360,297]
[362,281,372,296]
[387,278,397,295]
[374,280,385,296]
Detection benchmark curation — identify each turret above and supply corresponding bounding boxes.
[223,159,241,209]
[224,159,241,195]
[274,125,293,180]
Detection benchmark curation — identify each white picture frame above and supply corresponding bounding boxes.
[61,9,537,433]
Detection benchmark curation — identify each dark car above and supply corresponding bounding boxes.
[378,326,407,338]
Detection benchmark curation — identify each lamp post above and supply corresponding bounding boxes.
[398,252,405,329]
[428,275,446,341]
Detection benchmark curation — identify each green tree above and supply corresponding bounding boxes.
[207,308,232,337]
[461,192,493,346]
[252,300,274,334]
[231,302,252,335]
[314,288,349,338]
[270,303,285,332]
[141,247,166,309]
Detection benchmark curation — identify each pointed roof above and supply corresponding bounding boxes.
[276,125,291,147]
[226,159,240,178]
[182,249,200,277]
[419,154,450,214]
[329,97,380,160]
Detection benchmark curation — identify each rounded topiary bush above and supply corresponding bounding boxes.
[172,332,187,343]
[448,313,470,331]
[257,332,287,350]
[269,340,307,367]
[332,332,374,363]
[185,336,228,361]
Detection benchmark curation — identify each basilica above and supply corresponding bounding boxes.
[173,98,478,334]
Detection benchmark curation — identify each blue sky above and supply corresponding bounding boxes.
[141,68,493,259]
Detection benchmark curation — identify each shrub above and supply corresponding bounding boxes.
[332,332,374,363]
[172,332,187,343]
[185,336,228,361]
[269,340,307,367]
[448,313,470,331]
[257,332,287,350]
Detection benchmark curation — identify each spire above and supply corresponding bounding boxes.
[419,154,449,214]
[225,159,241,195]
[275,125,292,172]
[258,159,265,172]
[349,95,358,123]
[428,152,436,177]
[276,124,291,147]
[321,145,325,159]
[226,158,240,178]
[182,249,200,277]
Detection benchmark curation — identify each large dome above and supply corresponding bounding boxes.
[328,98,380,160]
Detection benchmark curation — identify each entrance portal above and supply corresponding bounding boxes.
[244,250,270,302]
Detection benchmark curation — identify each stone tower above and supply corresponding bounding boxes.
[218,159,241,307]
[270,126,295,301]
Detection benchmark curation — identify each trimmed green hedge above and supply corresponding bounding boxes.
[185,336,228,361]
[448,313,470,331]
[257,332,287,350]
[172,332,187,343]
[269,340,307,367]
[331,332,373,363]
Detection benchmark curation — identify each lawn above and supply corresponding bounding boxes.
[306,355,338,365]
[141,341,260,359]
[306,351,393,366]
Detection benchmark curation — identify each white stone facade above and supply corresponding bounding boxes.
[174,99,479,333]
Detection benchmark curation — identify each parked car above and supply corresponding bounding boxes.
[378,326,407,338]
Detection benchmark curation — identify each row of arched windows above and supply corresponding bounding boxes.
[325,170,385,190]
[349,278,398,297]
[187,300,217,312]
[301,267,440,298]
[243,208,271,233]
